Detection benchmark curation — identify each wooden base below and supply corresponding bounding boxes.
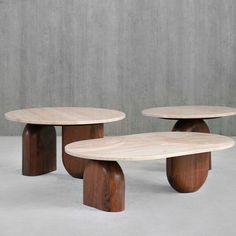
[83,160,125,212]
[172,119,211,170]
[167,119,210,192]
[62,124,104,179]
[22,124,56,176]
[166,154,209,193]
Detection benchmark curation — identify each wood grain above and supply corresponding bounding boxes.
[62,124,104,178]
[172,119,211,169]
[166,153,209,193]
[166,119,210,192]
[22,124,56,176]
[83,160,125,212]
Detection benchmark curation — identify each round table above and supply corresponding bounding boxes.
[142,105,236,170]
[5,107,125,178]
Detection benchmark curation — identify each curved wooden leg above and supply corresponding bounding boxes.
[166,154,209,193]
[83,160,125,212]
[22,124,56,176]
[172,119,211,170]
[62,124,104,179]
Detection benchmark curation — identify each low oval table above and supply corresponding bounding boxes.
[65,132,234,212]
[5,107,125,178]
[142,106,236,170]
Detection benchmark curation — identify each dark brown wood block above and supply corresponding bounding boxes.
[172,119,212,170]
[172,119,210,133]
[22,124,56,176]
[83,160,125,212]
[167,119,210,192]
[166,153,209,193]
[62,124,104,179]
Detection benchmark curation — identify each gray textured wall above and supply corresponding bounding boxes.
[0,0,236,136]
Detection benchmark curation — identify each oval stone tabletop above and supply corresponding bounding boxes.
[142,106,236,119]
[5,107,126,125]
[65,132,235,161]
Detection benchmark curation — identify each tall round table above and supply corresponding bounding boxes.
[142,106,236,170]
[5,107,125,178]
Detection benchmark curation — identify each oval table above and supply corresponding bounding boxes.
[5,107,125,178]
[65,132,235,212]
[142,106,236,170]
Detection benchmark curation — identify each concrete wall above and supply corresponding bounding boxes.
[0,0,236,136]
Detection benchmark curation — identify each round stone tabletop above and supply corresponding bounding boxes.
[5,107,126,125]
[142,106,236,119]
[65,132,234,161]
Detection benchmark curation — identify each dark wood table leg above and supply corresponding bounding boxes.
[166,119,210,193]
[83,160,125,212]
[172,119,211,170]
[22,124,56,176]
[166,153,209,193]
[62,124,104,179]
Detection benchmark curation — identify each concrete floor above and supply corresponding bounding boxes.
[0,136,236,236]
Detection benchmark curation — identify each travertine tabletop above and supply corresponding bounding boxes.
[5,107,126,125]
[142,106,236,119]
[65,132,234,161]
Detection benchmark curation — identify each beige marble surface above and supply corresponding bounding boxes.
[5,107,126,125]
[142,106,236,119]
[65,132,235,161]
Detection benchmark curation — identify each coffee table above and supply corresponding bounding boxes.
[5,107,125,178]
[142,106,236,170]
[65,132,234,212]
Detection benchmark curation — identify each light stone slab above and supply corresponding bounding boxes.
[65,132,235,161]
[142,106,236,119]
[5,107,126,125]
